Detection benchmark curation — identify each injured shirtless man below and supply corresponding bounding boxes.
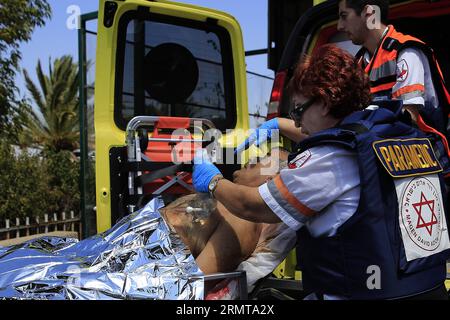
[159,148,295,276]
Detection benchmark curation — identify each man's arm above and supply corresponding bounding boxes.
[213,179,281,224]
[195,218,243,274]
[403,104,420,123]
[392,48,434,126]
[393,48,428,110]
[195,203,263,274]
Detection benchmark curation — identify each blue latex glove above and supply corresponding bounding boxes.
[192,149,222,193]
[234,118,279,154]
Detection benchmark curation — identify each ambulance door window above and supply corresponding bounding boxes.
[115,12,236,132]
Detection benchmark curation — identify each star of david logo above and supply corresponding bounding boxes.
[396,59,409,82]
[412,192,438,236]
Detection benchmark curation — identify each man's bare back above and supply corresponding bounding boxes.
[160,195,263,273]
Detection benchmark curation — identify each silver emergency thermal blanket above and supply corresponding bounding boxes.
[0,198,205,300]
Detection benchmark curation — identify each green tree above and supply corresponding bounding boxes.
[0,142,80,220]
[22,55,80,152]
[0,141,50,220]
[43,149,80,215]
[0,0,51,136]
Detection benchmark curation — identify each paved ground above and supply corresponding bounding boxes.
[0,231,79,247]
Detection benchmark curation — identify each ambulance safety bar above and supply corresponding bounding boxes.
[125,116,216,163]
[191,270,248,300]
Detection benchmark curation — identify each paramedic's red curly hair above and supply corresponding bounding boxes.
[289,44,371,118]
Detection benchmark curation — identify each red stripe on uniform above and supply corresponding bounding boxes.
[273,175,316,217]
[392,84,425,99]
[370,82,397,93]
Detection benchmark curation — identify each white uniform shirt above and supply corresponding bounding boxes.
[392,48,438,108]
[258,145,361,300]
[258,145,360,236]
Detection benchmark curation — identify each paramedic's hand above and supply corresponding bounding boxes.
[234,118,279,154]
[192,149,222,193]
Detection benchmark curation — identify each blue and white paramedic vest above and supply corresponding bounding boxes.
[292,105,450,299]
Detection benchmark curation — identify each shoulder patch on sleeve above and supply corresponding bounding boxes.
[396,59,409,82]
[288,150,311,169]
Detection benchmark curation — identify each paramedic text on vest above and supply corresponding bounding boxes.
[192,44,450,300]
[337,0,450,150]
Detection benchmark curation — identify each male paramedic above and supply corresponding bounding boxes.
[337,0,450,149]
[192,44,450,299]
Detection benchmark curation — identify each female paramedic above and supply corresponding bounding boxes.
[192,44,450,300]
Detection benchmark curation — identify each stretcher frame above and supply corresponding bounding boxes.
[191,271,248,300]
[121,115,217,213]
[124,116,309,300]
[125,116,251,300]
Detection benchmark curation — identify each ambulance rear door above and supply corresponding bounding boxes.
[94,0,248,232]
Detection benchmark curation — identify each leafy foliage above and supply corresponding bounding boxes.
[0,0,51,135]
[0,141,80,220]
[43,149,80,215]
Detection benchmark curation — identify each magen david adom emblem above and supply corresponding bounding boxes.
[398,176,450,261]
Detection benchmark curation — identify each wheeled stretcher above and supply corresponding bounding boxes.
[110,115,240,224]
[118,116,299,299]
